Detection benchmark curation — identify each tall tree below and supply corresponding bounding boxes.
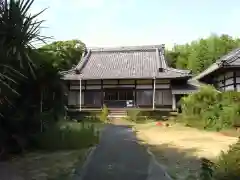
[39,40,86,71]
[166,34,240,74]
[0,0,65,155]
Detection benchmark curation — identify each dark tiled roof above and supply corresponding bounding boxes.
[219,48,240,66]
[193,47,240,81]
[63,45,192,80]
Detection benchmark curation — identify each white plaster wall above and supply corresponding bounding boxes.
[236,77,240,84]
[70,85,85,90]
[86,85,101,90]
[225,85,234,91]
[103,84,134,88]
[136,85,152,89]
[155,84,170,89]
[225,78,234,86]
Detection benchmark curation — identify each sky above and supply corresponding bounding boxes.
[31,0,240,49]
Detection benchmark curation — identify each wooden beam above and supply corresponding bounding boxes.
[234,71,237,91]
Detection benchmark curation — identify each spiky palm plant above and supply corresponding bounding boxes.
[0,0,66,155]
[0,0,48,97]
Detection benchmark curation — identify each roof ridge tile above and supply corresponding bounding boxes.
[89,44,164,52]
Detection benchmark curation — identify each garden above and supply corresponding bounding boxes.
[126,86,240,180]
[0,0,106,179]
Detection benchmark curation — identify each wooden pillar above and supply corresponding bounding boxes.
[152,78,156,110]
[234,71,237,91]
[101,79,103,108]
[134,80,137,107]
[79,78,82,111]
[223,73,226,91]
[172,94,176,111]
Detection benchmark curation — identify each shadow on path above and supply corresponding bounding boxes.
[74,124,171,180]
[145,143,202,180]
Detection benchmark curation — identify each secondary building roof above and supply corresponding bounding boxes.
[193,48,240,81]
[62,45,192,80]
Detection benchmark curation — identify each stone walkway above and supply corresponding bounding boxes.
[74,124,171,180]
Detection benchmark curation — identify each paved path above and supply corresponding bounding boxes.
[74,124,171,180]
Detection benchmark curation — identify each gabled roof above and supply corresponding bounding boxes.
[193,48,240,81]
[62,45,192,80]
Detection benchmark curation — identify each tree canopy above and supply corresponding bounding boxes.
[39,40,86,71]
[166,34,240,74]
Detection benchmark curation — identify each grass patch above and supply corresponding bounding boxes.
[148,144,201,180]
[134,120,238,180]
[10,149,89,180]
[32,121,101,151]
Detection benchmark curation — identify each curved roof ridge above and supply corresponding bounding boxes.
[89,44,165,52]
[75,50,92,70]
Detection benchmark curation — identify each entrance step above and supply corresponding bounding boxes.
[108,109,128,118]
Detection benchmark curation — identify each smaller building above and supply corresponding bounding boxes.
[62,45,197,112]
[193,48,240,92]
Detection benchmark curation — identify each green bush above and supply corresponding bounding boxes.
[32,121,99,150]
[180,85,240,131]
[127,109,141,122]
[99,104,109,122]
[200,158,214,180]
[213,139,240,180]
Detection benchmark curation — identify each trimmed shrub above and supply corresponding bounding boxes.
[127,109,141,122]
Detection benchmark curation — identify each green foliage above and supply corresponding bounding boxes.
[127,109,141,122]
[33,121,99,150]
[0,0,68,156]
[180,85,240,131]
[39,40,86,71]
[200,158,214,180]
[99,105,109,122]
[166,34,240,74]
[213,139,240,180]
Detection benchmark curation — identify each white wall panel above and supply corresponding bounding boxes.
[136,85,152,89]
[155,84,170,89]
[225,85,234,91]
[236,77,240,84]
[70,85,85,90]
[225,78,234,86]
[86,85,101,90]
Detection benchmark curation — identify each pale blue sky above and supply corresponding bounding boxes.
[32,0,240,48]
